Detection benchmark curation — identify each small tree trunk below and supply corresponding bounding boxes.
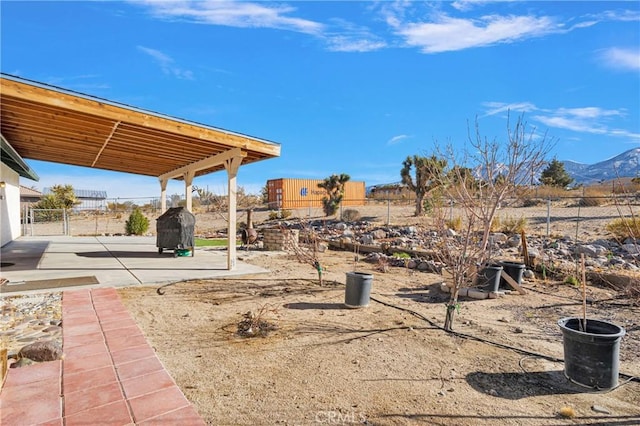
[415,194,424,216]
[444,289,460,331]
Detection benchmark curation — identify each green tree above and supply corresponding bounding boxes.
[540,158,573,188]
[400,155,447,216]
[318,173,350,216]
[125,208,149,235]
[35,184,80,209]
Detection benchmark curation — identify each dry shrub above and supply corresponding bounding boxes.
[341,209,361,222]
[534,185,569,199]
[237,305,279,338]
[579,188,609,206]
[268,209,292,220]
[606,217,640,240]
[495,215,527,234]
[521,198,544,207]
[446,216,462,232]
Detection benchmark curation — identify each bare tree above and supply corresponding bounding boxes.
[434,113,555,330]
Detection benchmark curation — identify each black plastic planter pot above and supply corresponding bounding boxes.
[477,265,502,292]
[557,317,626,390]
[345,272,373,308]
[499,261,525,288]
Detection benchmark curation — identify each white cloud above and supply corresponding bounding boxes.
[482,101,539,117]
[482,102,638,140]
[132,0,323,35]
[599,47,640,72]
[391,13,559,53]
[137,46,194,80]
[533,114,608,135]
[387,134,410,145]
[325,36,387,53]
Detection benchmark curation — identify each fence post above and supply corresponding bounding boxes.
[546,199,551,238]
[387,198,391,226]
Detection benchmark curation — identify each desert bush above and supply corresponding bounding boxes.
[341,209,361,222]
[125,208,149,235]
[534,185,569,200]
[496,215,527,234]
[606,217,640,240]
[268,209,292,220]
[446,216,462,232]
[579,188,608,206]
[522,197,543,207]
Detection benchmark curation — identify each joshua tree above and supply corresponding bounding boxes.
[433,113,555,330]
[318,173,350,216]
[35,184,79,210]
[401,155,447,216]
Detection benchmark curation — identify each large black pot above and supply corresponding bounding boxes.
[499,261,525,288]
[477,265,502,292]
[557,317,625,390]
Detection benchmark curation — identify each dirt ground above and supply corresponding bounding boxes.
[116,204,640,426]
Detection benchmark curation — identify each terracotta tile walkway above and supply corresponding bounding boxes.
[1,288,206,425]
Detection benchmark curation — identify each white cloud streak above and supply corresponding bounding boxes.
[599,47,640,71]
[391,13,559,53]
[387,134,410,145]
[483,102,638,140]
[133,0,323,35]
[137,46,194,80]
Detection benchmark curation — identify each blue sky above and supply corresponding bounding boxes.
[2,1,639,200]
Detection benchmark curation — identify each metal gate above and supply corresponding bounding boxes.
[23,208,70,236]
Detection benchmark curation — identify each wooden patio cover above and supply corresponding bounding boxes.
[0,73,281,269]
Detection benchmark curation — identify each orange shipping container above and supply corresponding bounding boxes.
[267,178,365,210]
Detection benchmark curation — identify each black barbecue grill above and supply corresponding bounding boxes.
[156,207,195,257]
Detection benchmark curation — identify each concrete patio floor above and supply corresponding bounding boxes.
[1,236,270,424]
[1,235,268,294]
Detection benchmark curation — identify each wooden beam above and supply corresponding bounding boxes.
[1,77,281,158]
[92,121,120,167]
[158,148,247,181]
[500,270,527,295]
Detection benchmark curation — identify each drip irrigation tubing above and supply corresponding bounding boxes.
[369,296,639,384]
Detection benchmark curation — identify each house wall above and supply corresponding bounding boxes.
[0,163,21,247]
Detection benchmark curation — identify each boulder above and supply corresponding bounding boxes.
[18,340,63,362]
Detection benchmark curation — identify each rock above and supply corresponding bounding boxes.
[371,229,386,239]
[18,340,63,362]
[446,228,457,237]
[591,405,610,414]
[507,236,520,248]
[335,223,348,230]
[622,244,640,255]
[576,244,598,257]
[359,234,374,245]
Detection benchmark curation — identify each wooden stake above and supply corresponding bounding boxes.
[581,253,587,332]
[520,230,530,267]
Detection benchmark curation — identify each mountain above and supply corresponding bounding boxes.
[562,148,640,184]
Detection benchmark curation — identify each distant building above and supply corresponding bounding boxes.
[367,182,413,200]
[266,178,366,210]
[43,187,108,211]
